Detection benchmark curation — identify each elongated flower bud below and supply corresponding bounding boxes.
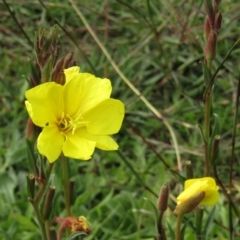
[214,0,221,9]
[205,30,217,60]
[215,12,222,30]
[63,52,74,69]
[157,183,169,212]
[26,174,35,199]
[174,191,205,215]
[204,0,214,26]
[43,185,56,220]
[204,17,211,41]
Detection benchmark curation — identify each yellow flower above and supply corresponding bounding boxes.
[177,177,219,206]
[25,67,124,163]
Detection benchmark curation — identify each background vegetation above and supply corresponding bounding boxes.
[1,0,240,239]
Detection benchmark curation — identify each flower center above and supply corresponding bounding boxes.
[58,112,87,134]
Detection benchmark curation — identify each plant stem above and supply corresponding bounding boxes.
[157,211,164,235]
[204,61,212,176]
[195,208,204,240]
[45,220,50,240]
[32,162,54,240]
[31,201,48,240]
[61,156,71,216]
[204,89,211,176]
[175,214,183,240]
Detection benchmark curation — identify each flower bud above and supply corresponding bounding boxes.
[157,183,169,212]
[52,52,76,85]
[204,0,214,27]
[63,52,74,69]
[34,25,60,70]
[41,56,53,83]
[38,30,45,50]
[205,30,217,60]
[174,191,205,215]
[52,58,65,84]
[215,12,222,30]
[204,17,211,41]
[177,177,219,207]
[214,0,221,9]
[52,45,61,59]
[26,174,35,199]
[43,185,56,220]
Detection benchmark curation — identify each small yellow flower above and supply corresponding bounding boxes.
[177,177,219,206]
[25,67,125,163]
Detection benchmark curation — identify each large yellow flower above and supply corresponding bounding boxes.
[25,67,125,163]
[177,177,219,206]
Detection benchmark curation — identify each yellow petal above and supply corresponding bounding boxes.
[25,100,55,127]
[63,73,112,116]
[75,128,119,150]
[37,125,64,163]
[63,73,93,116]
[80,76,112,112]
[84,99,125,135]
[63,133,96,160]
[25,82,63,127]
[201,188,219,205]
[64,66,80,82]
[95,136,119,150]
[25,101,33,118]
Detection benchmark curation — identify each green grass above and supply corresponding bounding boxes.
[1,0,240,239]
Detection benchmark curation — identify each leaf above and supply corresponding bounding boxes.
[166,221,175,239]
[202,63,212,86]
[211,114,220,141]
[0,230,12,240]
[202,207,216,240]
[180,221,188,240]
[13,213,36,231]
[143,196,159,234]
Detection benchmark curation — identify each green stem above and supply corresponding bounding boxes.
[157,211,164,236]
[45,220,50,240]
[35,163,54,204]
[32,162,54,240]
[31,201,47,240]
[61,156,71,216]
[204,89,211,176]
[195,208,204,240]
[204,61,212,176]
[175,214,183,240]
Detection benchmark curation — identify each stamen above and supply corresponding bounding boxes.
[58,111,88,134]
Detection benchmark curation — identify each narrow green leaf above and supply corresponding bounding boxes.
[143,197,159,219]
[0,230,12,240]
[13,213,36,230]
[26,139,38,176]
[167,221,175,239]
[202,207,216,240]
[211,114,220,140]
